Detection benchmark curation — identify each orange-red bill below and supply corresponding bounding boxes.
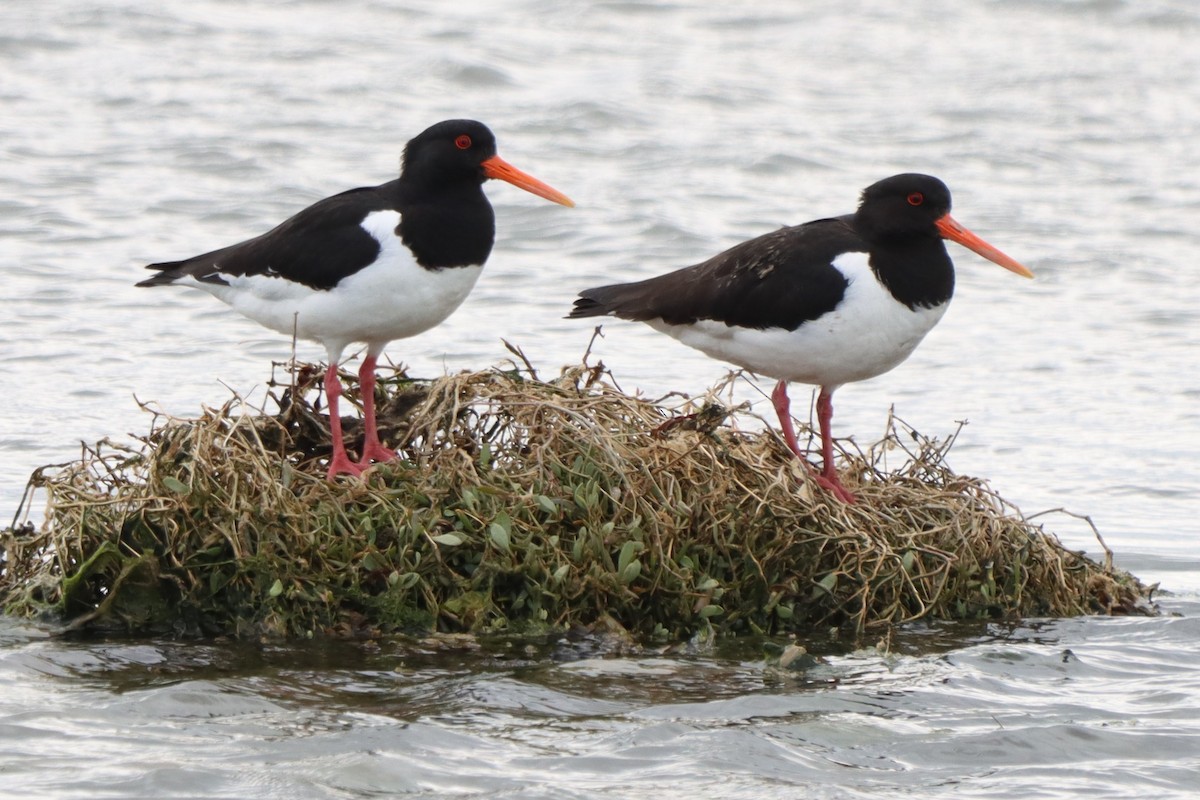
[482,155,574,207]
[935,214,1033,278]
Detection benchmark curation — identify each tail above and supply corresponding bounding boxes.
[135,260,188,287]
[568,280,667,322]
[136,253,231,288]
[567,289,614,319]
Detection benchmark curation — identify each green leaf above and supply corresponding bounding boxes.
[432,533,464,546]
[620,559,642,584]
[488,522,511,552]
[617,541,642,574]
[536,494,558,513]
[816,572,839,594]
[208,569,231,595]
[573,480,600,510]
[552,564,570,583]
[161,476,190,495]
[699,604,724,618]
[572,535,585,561]
[268,578,284,598]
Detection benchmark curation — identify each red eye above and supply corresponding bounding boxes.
[455,134,472,150]
[907,192,924,206]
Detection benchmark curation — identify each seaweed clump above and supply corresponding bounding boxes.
[0,352,1152,639]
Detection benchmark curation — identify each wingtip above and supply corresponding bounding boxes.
[135,268,175,288]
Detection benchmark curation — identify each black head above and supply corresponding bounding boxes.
[855,172,1033,280]
[854,173,953,242]
[401,119,499,187]
[400,119,574,206]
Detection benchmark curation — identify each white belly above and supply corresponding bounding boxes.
[649,252,949,388]
[184,210,484,359]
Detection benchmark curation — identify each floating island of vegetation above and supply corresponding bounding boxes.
[0,349,1153,640]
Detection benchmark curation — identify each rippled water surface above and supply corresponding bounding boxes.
[2,0,1198,797]
[4,610,1200,799]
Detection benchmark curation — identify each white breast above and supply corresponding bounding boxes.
[649,252,949,389]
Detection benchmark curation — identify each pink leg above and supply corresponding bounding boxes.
[772,380,855,504]
[356,354,397,466]
[771,380,805,459]
[324,363,364,480]
[814,386,856,504]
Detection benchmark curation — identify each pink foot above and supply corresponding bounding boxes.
[774,380,857,504]
[812,470,857,504]
[326,451,365,480]
[358,443,398,466]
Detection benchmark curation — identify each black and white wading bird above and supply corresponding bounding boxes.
[138,119,574,479]
[570,174,1031,503]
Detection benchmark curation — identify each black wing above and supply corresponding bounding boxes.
[137,183,397,291]
[570,215,864,331]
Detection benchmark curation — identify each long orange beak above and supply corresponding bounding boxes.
[482,155,574,207]
[936,214,1033,278]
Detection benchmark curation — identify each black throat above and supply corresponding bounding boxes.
[394,181,497,270]
[868,237,956,310]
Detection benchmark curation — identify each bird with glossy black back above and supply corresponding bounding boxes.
[569,173,1032,504]
[138,119,574,480]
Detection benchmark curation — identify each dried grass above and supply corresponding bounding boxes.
[0,348,1152,639]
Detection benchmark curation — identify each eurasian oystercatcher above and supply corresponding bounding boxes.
[569,173,1031,503]
[138,119,573,479]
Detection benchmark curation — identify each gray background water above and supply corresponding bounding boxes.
[2,1,1198,797]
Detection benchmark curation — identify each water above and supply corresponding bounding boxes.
[1,0,1198,796]
[3,612,1199,798]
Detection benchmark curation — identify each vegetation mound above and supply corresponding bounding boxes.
[0,351,1152,639]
